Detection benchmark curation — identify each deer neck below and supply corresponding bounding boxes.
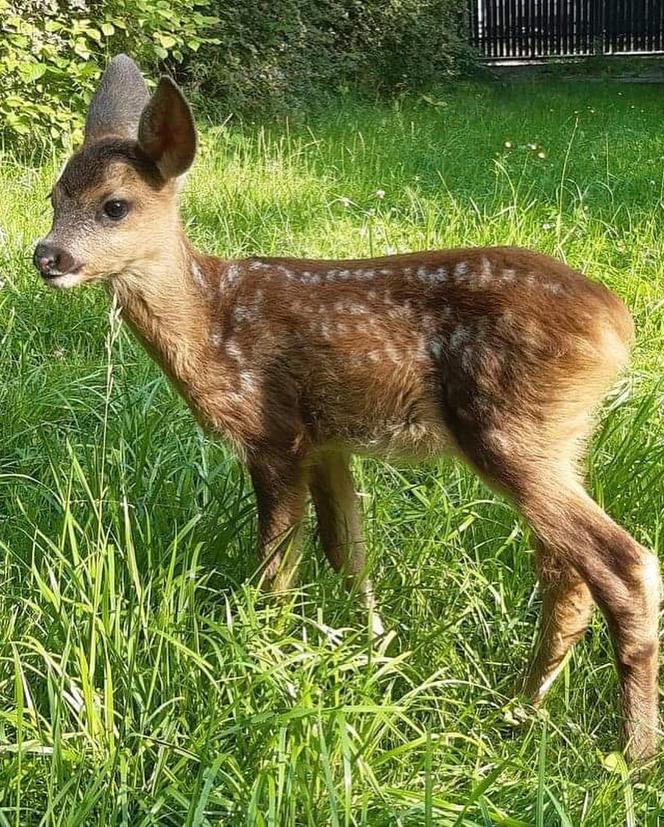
[110,234,216,391]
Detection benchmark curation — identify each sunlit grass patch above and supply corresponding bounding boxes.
[0,80,663,823]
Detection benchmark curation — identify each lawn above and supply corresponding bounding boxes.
[0,79,663,824]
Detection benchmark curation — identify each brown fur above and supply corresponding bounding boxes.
[35,60,660,762]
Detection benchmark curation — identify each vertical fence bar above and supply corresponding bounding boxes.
[557,0,563,56]
[536,0,543,55]
[497,0,504,57]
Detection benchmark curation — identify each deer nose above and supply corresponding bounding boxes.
[33,242,76,277]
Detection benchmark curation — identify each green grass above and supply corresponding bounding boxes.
[0,79,663,824]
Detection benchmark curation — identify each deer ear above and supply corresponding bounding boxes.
[85,54,149,144]
[137,77,197,180]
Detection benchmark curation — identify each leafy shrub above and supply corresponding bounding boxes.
[188,0,474,116]
[0,0,474,149]
[0,0,218,148]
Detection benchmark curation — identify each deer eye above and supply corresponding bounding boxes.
[103,199,129,220]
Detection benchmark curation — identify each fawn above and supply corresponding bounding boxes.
[33,55,660,762]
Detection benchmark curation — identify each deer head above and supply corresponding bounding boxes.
[34,54,196,289]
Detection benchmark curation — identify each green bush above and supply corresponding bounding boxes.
[0,0,219,148]
[0,0,473,149]
[189,0,474,116]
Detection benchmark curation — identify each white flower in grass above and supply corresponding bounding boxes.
[339,196,351,208]
[375,189,385,199]
[504,140,513,149]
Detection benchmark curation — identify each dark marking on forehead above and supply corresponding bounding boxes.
[57,138,163,197]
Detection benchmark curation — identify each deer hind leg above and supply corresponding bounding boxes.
[454,424,660,761]
[524,484,661,762]
[523,541,594,703]
[249,459,309,594]
[309,450,384,637]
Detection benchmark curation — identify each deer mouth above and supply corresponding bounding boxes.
[42,267,84,289]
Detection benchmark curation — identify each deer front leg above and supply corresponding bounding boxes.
[309,450,384,637]
[250,459,308,594]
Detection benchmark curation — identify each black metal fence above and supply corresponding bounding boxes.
[470,0,664,60]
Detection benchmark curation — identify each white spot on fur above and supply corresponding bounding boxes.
[384,344,400,363]
[319,322,333,339]
[501,310,515,332]
[523,319,543,348]
[225,263,241,286]
[429,337,445,359]
[301,271,321,285]
[249,260,271,271]
[210,325,223,347]
[454,261,468,281]
[233,305,257,324]
[450,324,469,350]
[477,257,492,286]
[239,372,257,393]
[191,261,206,289]
[380,268,392,276]
[225,340,242,361]
[368,351,380,363]
[421,315,437,334]
[501,268,516,283]
[433,266,448,283]
[544,281,564,294]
